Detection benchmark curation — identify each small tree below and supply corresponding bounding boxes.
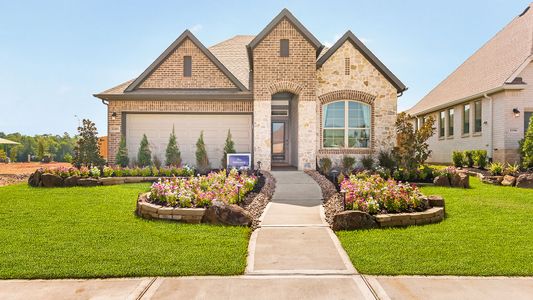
[73,119,105,167]
[195,131,210,174]
[165,126,181,166]
[393,112,435,173]
[520,115,533,168]
[115,135,129,167]
[221,129,236,169]
[137,134,152,167]
[37,140,45,160]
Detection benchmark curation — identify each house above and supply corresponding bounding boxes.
[94,9,406,170]
[406,3,533,164]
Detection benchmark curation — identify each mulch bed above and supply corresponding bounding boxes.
[0,174,28,187]
[241,171,276,230]
[305,170,342,226]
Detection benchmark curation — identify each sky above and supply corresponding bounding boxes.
[0,0,531,136]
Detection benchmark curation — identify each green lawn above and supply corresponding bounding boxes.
[0,183,249,279]
[337,177,533,276]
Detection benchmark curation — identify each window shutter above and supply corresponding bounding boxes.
[183,56,192,77]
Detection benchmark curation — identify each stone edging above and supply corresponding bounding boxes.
[375,207,444,227]
[136,192,206,223]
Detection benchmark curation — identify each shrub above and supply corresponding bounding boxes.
[113,166,123,177]
[102,166,114,177]
[115,135,129,168]
[360,155,374,170]
[473,150,488,169]
[149,169,257,207]
[151,166,159,177]
[504,163,520,176]
[393,112,436,174]
[377,150,396,170]
[79,166,90,177]
[122,167,131,177]
[0,149,6,162]
[140,167,152,177]
[318,157,332,175]
[73,119,105,167]
[68,167,80,177]
[137,134,152,167]
[89,166,101,178]
[340,174,426,214]
[195,131,210,174]
[452,151,464,167]
[221,129,236,169]
[130,167,141,177]
[153,155,162,169]
[63,153,73,163]
[463,150,474,168]
[520,115,533,168]
[165,127,181,166]
[160,167,172,177]
[342,156,356,174]
[488,162,504,176]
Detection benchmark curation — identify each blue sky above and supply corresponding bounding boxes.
[0,0,530,135]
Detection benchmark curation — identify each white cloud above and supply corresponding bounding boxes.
[190,24,203,34]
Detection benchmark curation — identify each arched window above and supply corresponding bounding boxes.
[322,101,371,148]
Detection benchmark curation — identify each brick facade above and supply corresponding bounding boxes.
[139,37,237,89]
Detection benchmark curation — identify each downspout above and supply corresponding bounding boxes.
[483,93,494,161]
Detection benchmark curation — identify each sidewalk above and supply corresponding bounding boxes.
[1,171,533,299]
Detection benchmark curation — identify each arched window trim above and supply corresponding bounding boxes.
[322,100,371,149]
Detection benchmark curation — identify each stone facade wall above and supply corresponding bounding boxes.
[316,41,398,167]
[252,18,318,170]
[139,37,237,89]
[107,100,252,164]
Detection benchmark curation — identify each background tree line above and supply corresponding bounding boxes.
[0,132,77,162]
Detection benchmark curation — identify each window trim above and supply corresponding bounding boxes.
[183,56,192,77]
[322,100,371,149]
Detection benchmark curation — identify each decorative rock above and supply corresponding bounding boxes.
[516,174,533,189]
[482,176,503,185]
[77,178,99,187]
[501,175,516,187]
[450,172,469,188]
[28,171,42,187]
[41,173,63,187]
[427,195,445,208]
[201,201,252,226]
[332,210,378,231]
[63,176,80,187]
[433,175,450,187]
[99,177,125,186]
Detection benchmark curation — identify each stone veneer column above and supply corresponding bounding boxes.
[253,101,272,170]
[298,101,317,170]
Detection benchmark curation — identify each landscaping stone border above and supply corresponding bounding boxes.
[136,192,206,223]
[306,170,446,231]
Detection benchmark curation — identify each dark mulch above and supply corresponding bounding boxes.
[241,171,276,230]
[305,170,342,225]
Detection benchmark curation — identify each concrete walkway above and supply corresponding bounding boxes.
[2,171,533,299]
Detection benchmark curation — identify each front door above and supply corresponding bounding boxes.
[272,121,288,164]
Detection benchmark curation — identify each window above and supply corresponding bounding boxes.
[463,104,470,134]
[323,101,371,148]
[183,56,192,77]
[280,39,289,57]
[439,111,445,138]
[344,58,350,75]
[474,101,482,133]
[448,108,454,137]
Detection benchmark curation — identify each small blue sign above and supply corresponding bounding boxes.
[227,153,252,170]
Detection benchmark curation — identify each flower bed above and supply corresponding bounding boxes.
[340,174,427,214]
[147,169,257,208]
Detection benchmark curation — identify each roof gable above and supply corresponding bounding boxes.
[248,9,323,51]
[125,30,247,92]
[317,31,406,93]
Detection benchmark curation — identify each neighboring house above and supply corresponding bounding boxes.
[94,9,406,170]
[406,3,533,164]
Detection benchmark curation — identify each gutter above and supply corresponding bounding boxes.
[483,93,494,161]
[410,84,525,117]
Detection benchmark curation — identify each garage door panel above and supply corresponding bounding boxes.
[126,114,252,169]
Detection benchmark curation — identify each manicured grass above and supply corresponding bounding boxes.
[0,183,250,279]
[337,177,533,276]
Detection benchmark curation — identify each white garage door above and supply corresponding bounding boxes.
[126,114,252,169]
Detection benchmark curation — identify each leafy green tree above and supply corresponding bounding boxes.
[73,119,105,167]
[137,134,152,167]
[37,139,45,160]
[195,131,210,174]
[165,126,181,166]
[520,115,533,168]
[221,129,236,169]
[115,135,129,167]
[393,112,436,173]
